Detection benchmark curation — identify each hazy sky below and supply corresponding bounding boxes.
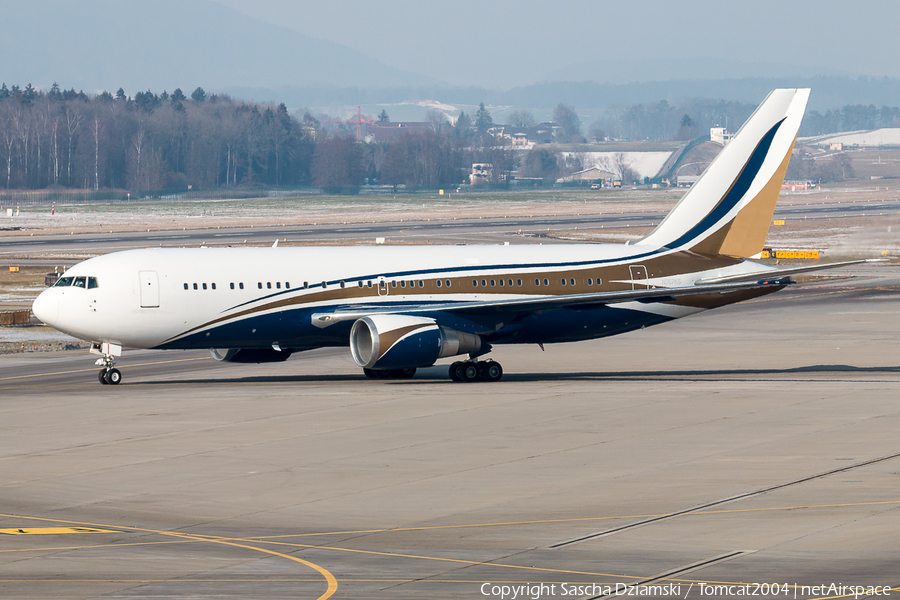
[213,0,900,88]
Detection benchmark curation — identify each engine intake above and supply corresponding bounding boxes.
[350,314,482,370]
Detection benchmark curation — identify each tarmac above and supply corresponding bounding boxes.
[0,263,898,599]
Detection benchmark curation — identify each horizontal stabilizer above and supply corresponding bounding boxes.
[694,259,872,285]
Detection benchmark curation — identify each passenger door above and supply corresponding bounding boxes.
[139,271,160,308]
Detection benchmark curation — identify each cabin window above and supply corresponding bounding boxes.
[517,279,522,286]
[481,279,487,287]
[194,283,198,290]
[400,280,406,288]
[418,280,424,287]
[184,283,189,290]
[436,280,442,287]
[303,282,308,289]
[367,281,372,288]
[322,281,327,289]
[534,278,540,286]
[358,281,363,288]
[391,280,396,288]
[446,280,451,287]
[230,282,235,289]
[73,276,86,288]
[339,281,344,289]
[54,277,74,287]
[285,282,290,288]
[258,282,262,289]
[88,277,99,289]
[472,280,478,287]
[498,279,504,287]
[543,278,549,286]
[202,283,207,290]
[275,282,281,289]
[561,278,566,286]
[570,278,576,286]
[587,278,593,286]
[508,279,513,286]
[240,282,244,290]
[267,282,272,289]
[211,283,217,290]
[490,279,495,287]
[596,278,602,285]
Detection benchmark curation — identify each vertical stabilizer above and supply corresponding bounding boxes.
[638,89,810,258]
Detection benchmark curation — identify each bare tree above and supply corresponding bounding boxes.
[91,115,102,190]
[64,105,82,186]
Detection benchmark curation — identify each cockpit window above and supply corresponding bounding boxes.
[88,277,99,289]
[54,276,74,287]
[73,276,87,288]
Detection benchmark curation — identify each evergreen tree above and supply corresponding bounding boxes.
[191,87,206,102]
[475,102,493,133]
[378,109,389,123]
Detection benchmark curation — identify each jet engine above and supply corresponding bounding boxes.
[350,314,482,370]
[210,348,293,363]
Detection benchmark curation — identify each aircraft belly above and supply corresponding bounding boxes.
[153,307,349,350]
[491,304,679,345]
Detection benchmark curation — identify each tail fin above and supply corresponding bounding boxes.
[638,89,810,258]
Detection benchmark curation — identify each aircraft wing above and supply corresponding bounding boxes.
[694,259,871,285]
[311,278,792,327]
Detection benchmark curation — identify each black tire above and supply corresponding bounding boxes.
[482,361,503,382]
[449,361,463,382]
[105,368,122,385]
[461,362,480,383]
[363,368,377,379]
[99,369,109,385]
[399,367,416,379]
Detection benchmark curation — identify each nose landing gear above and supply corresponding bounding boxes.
[98,367,122,385]
[91,342,123,385]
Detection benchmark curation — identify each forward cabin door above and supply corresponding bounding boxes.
[139,271,160,308]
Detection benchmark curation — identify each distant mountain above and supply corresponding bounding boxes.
[0,0,439,93]
[542,58,856,87]
[225,76,900,121]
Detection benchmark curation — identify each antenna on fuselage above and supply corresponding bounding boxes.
[272,239,279,248]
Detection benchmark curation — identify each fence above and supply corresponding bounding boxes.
[0,310,31,326]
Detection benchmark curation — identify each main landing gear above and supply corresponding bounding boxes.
[449,359,503,383]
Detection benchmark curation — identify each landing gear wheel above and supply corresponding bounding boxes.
[481,361,503,382]
[99,369,109,385]
[399,367,417,379]
[449,361,463,382]
[104,368,122,385]
[363,368,377,379]
[460,362,480,383]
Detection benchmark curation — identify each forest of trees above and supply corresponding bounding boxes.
[0,83,316,192]
[2,82,897,194]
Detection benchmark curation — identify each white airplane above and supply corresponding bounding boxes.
[32,89,861,385]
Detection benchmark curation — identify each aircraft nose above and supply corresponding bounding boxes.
[32,289,59,327]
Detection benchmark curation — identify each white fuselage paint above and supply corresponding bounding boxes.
[32,242,769,351]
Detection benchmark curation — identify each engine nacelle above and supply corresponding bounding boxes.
[210,348,293,363]
[350,314,482,370]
